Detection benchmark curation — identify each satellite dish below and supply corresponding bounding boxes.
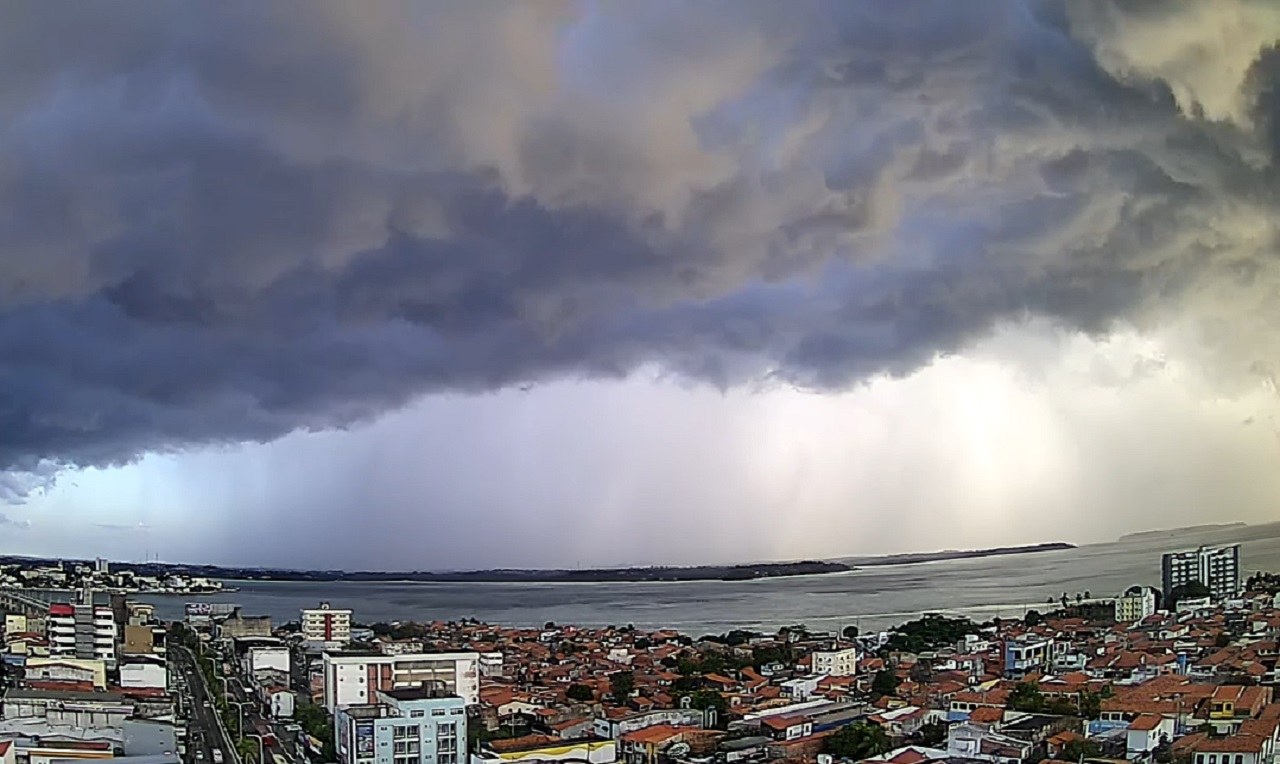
[668,743,691,758]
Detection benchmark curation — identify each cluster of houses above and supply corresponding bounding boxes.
[0,596,182,764]
[300,585,1280,764]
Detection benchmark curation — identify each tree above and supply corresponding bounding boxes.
[1007,681,1045,713]
[1024,610,1044,627]
[1169,581,1211,607]
[912,721,947,748]
[1078,690,1103,720]
[1062,739,1101,761]
[685,689,728,721]
[872,668,901,698]
[825,723,892,759]
[843,625,860,640]
[610,671,635,704]
[566,684,594,703]
[1214,632,1232,648]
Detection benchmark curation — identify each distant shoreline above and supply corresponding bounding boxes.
[2,542,1077,586]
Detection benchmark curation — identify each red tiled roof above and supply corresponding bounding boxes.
[1194,736,1267,754]
[620,725,684,745]
[884,749,929,764]
[1129,714,1164,732]
[968,707,1004,724]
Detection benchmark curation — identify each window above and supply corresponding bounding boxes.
[394,725,419,740]
[394,740,421,756]
[432,709,446,717]
[410,710,425,718]
[450,709,463,716]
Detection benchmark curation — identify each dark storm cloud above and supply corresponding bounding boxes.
[2,0,1279,478]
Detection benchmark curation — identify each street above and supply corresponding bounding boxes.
[172,645,234,764]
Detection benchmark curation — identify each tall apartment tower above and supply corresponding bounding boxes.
[302,601,353,647]
[47,603,118,665]
[1161,544,1241,602]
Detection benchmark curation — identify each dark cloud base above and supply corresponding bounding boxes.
[1,0,1278,481]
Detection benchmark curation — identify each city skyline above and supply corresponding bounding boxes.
[3,2,1280,568]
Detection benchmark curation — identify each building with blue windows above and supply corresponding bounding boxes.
[335,687,466,764]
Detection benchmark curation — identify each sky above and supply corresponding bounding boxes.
[3,1,1280,570]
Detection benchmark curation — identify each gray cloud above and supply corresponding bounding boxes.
[2,0,1279,483]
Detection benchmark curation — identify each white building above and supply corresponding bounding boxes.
[120,660,168,689]
[1114,585,1158,623]
[47,603,117,666]
[1126,714,1174,760]
[267,688,295,719]
[321,651,480,712]
[1162,544,1241,602]
[811,645,858,677]
[302,602,353,647]
[245,646,291,676]
[778,675,822,700]
[478,652,504,678]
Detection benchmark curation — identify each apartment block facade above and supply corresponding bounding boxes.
[1161,545,1241,602]
[46,603,117,666]
[334,689,466,764]
[322,651,480,713]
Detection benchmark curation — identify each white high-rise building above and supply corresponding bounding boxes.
[1161,545,1241,602]
[47,603,117,665]
[302,602,353,647]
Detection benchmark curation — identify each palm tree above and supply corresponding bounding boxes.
[826,722,892,760]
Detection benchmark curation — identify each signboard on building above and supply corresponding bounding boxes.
[355,722,374,758]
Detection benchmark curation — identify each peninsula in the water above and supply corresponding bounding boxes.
[1,542,1075,586]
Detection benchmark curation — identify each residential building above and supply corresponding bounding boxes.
[1162,545,1241,602]
[24,656,108,689]
[1116,585,1159,623]
[1191,734,1272,764]
[811,645,858,677]
[46,603,117,666]
[303,603,353,647]
[334,688,467,764]
[1127,714,1175,760]
[3,615,27,636]
[1003,636,1051,680]
[322,651,480,712]
[220,610,273,640]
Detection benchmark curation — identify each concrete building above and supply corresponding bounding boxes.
[334,688,467,764]
[1003,636,1052,680]
[1115,585,1158,623]
[120,657,168,689]
[123,625,156,656]
[4,615,27,636]
[46,604,117,666]
[303,603,353,647]
[1162,544,1241,602]
[810,645,858,677]
[322,651,480,712]
[245,646,291,676]
[219,610,273,640]
[23,657,108,689]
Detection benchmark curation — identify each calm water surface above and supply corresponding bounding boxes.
[140,524,1280,635]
